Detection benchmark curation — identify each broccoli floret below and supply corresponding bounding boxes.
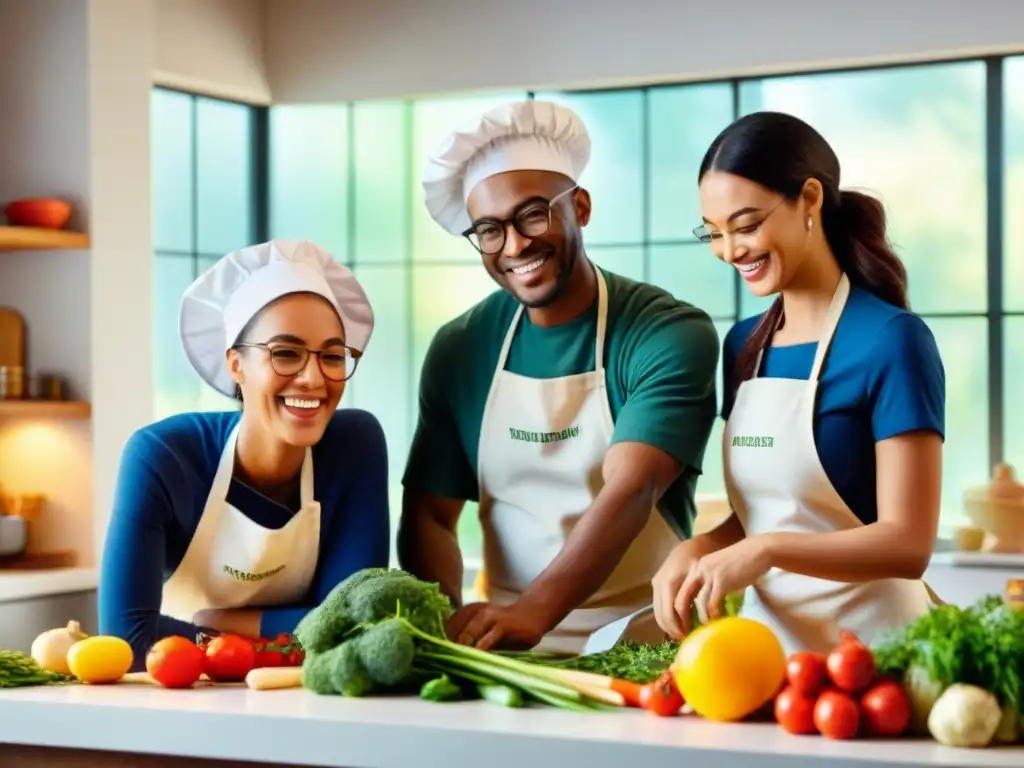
[345,572,454,637]
[331,641,378,697]
[353,618,416,687]
[301,649,341,695]
[294,567,399,653]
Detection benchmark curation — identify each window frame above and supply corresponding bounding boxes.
[156,53,1024,582]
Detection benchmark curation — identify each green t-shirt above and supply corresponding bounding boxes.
[401,267,720,538]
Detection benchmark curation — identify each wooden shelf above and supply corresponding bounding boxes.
[0,401,91,419]
[0,226,89,252]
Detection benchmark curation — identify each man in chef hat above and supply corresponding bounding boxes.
[399,99,720,654]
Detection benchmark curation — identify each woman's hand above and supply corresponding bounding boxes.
[652,512,747,639]
[673,535,773,635]
[652,537,712,640]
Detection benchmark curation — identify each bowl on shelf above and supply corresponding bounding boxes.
[963,463,1024,553]
[3,198,72,229]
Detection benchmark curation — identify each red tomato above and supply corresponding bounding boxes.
[774,685,818,735]
[860,679,911,737]
[146,636,206,689]
[253,637,285,668]
[786,651,829,696]
[814,689,860,740]
[204,634,257,682]
[826,636,875,693]
[639,672,684,717]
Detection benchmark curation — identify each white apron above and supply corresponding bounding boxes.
[477,269,680,654]
[724,273,939,656]
[162,424,322,623]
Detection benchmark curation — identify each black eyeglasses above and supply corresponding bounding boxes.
[461,186,579,255]
[693,197,787,243]
[234,341,362,382]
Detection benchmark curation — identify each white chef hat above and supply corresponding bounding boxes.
[421,99,591,236]
[179,238,374,397]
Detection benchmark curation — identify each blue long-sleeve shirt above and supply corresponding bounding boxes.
[98,408,390,668]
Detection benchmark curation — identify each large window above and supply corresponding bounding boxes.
[151,88,261,420]
[153,55,1024,560]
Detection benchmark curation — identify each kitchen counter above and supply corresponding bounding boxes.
[0,684,1020,767]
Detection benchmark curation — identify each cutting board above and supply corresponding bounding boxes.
[117,667,303,690]
[117,672,243,687]
[0,308,25,368]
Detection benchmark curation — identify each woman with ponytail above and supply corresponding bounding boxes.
[651,112,946,655]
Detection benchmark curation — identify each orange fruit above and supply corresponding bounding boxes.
[673,617,786,722]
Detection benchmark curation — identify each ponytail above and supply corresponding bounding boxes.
[730,188,910,394]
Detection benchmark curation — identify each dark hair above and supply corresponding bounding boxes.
[699,111,909,398]
[231,309,263,404]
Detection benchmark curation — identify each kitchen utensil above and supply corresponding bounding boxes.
[3,198,71,229]
[964,463,1024,553]
[581,605,655,656]
[0,307,25,370]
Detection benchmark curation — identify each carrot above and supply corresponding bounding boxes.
[610,679,644,707]
[540,667,642,707]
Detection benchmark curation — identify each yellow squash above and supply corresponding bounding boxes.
[67,636,133,684]
[673,617,785,722]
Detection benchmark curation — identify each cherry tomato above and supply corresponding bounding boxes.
[826,635,875,693]
[639,672,684,717]
[786,651,829,696]
[146,636,206,689]
[860,679,911,736]
[814,688,861,740]
[774,685,818,735]
[204,634,257,682]
[253,637,284,668]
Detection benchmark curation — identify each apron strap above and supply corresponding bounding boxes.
[300,445,315,505]
[495,306,524,372]
[593,268,609,372]
[808,273,850,383]
[752,310,785,379]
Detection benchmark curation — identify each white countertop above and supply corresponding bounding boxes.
[0,567,97,603]
[0,684,1019,767]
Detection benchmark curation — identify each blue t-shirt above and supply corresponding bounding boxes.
[721,285,945,525]
[98,408,390,668]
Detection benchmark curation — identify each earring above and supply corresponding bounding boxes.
[806,217,813,231]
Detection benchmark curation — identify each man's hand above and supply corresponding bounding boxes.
[446,602,548,652]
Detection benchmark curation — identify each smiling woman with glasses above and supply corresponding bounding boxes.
[98,239,391,669]
[652,111,946,657]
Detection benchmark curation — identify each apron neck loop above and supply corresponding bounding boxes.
[496,265,610,374]
[224,421,317,506]
[752,273,850,383]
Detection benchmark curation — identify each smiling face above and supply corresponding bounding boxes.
[227,293,348,448]
[698,171,823,297]
[465,170,591,308]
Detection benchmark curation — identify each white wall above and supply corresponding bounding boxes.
[0,0,154,564]
[264,0,1024,102]
[154,0,270,104]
